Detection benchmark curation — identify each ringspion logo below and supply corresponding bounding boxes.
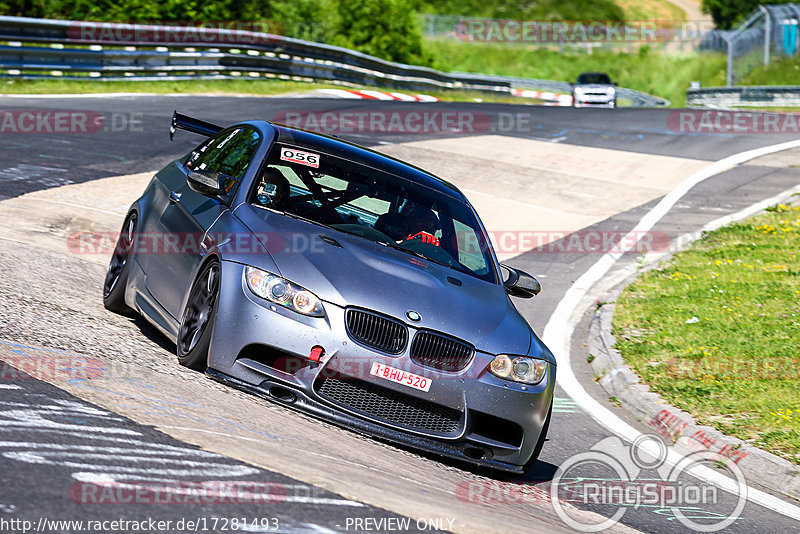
[550,435,747,532]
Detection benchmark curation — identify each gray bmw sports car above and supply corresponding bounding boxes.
[103,112,556,474]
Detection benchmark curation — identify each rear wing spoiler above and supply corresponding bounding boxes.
[170,111,223,141]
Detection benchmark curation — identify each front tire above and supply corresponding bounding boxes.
[103,213,137,314]
[177,260,220,370]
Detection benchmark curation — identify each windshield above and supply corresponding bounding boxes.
[577,73,612,84]
[250,144,498,283]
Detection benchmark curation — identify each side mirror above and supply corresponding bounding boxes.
[187,170,233,199]
[501,264,541,298]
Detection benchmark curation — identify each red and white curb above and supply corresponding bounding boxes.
[511,88,573,106]
[318,88,440,102]
[315,87,574,105]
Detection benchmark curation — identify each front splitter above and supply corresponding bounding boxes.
[205,367,525,475]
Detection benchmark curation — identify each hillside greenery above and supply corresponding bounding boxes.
[2,0,796,104]
[740,55,800,86]
[0,0,431,65]
[425,40,727,106]
[700,0,796,30]
[410,0,625,21]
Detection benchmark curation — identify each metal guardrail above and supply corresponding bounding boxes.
[687,86,800,108]
[0,16,669,106]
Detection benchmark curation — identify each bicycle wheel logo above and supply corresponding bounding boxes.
[550,434,747,532]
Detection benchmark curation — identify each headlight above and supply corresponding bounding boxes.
[245,266,324,317]
[489,354,547,385]
[606,86,616,95]
[574,87,585,95]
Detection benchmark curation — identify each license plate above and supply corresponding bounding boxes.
[370,362,431,392]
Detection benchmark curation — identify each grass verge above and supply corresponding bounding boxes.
[425,40,727,106]
[615,0,688,22]
[741,56,800,86]
[0,78,537,104]
[613,199,800,464]
[0,78,337,96]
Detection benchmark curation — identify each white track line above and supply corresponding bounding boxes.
[542,138,800,521]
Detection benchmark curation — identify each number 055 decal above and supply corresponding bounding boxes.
[280,147,320,168]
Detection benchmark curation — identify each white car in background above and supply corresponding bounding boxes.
[572,72,617,108]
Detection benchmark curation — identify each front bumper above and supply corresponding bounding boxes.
[207,261,556,472]
[573,93,616,108]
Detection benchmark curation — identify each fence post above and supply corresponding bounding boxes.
[759,5,771,65]
[725,33,734,86]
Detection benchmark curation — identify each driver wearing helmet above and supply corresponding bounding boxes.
[404,205,441,246]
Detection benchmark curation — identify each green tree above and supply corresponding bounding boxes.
[701,0,758,29]
[336,0,433,65]
[0,0,59,18]
[701,0,795,30]
[269,0,343,45]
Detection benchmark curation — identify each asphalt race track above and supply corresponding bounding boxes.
[1,93,800,533]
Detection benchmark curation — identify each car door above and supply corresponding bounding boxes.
[145,126,262,319]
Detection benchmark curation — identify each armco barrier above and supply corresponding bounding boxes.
[0,16,668,106]
[687,85,800,108]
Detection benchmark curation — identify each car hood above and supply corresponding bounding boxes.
[575,84,613,91]
[234,205,531,355]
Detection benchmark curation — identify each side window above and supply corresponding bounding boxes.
[185,128,261,192]
[453,219,490,275]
